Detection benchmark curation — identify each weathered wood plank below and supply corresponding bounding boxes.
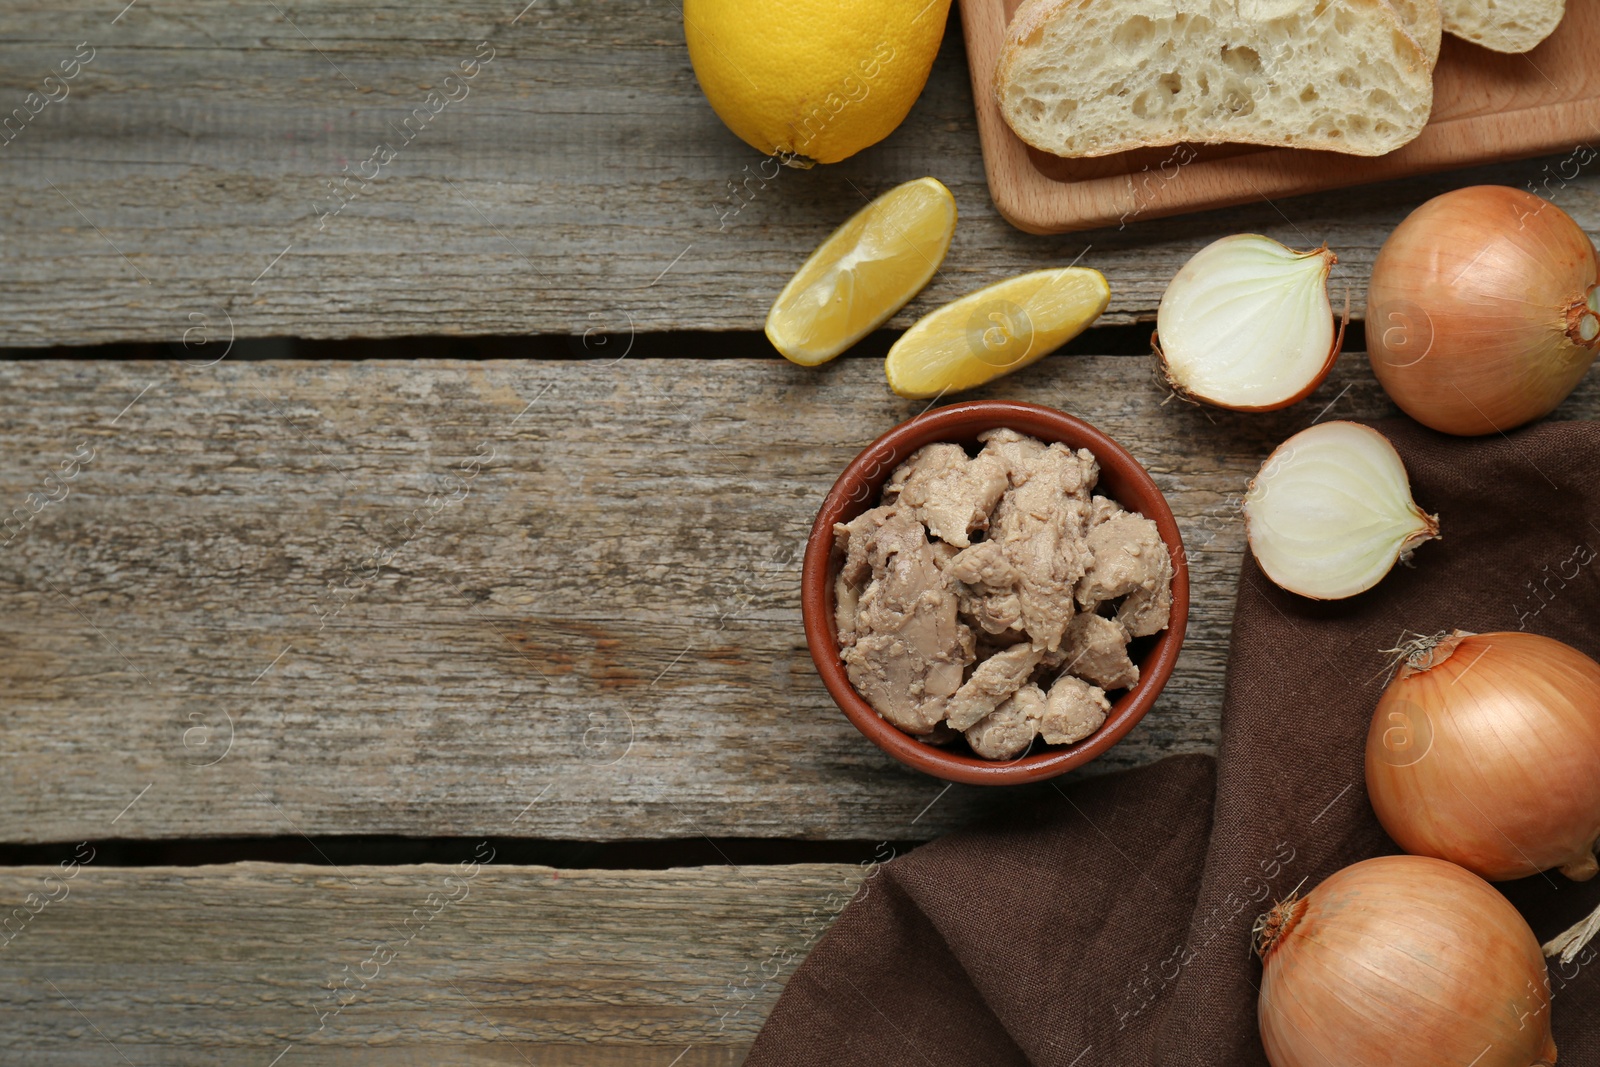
[2,356,1596,842]
[0,861,867,1064]
[1,1,1596,344]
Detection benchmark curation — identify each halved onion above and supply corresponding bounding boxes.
[1154,234,1340,411]
[1244,421,1438,599]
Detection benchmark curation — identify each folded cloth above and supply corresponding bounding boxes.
[749,418,1600,1066]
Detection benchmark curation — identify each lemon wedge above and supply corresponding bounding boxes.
[885,268,1112,399]
[765,177,956,367]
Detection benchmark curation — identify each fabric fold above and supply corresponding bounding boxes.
[750,418,1600,1066]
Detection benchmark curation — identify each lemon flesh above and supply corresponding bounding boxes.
[683,0,953,165]
[766,177,957,367]
[885,268,1112,399]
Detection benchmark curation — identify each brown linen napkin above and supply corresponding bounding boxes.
[749,418,1600,1066]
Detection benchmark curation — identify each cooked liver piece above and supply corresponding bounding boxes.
[947,541,1025,636]
[1039,674,1111,745]
[1051,612,1139,691]
[838,508,975,735]
[1118,584,1173,638]
[944,644,1043,731]
[1090,494,1126,527]
[883,443,1008,549]
[965,683,1045,760]
[976,427,1046,482]
[985,442,1099,652]
[1077,512,1171,611]
[947,540,1017,587]
[833,505,896,646]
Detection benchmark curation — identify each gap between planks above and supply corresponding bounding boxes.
[1,1,1595,343]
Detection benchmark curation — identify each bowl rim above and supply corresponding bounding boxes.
[800,399,1190,786]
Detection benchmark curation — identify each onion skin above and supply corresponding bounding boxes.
[1258,856,1556,1067]
[1366,631,1600,882]
[1367,186,1600,436]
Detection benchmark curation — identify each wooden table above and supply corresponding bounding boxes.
[2,3,1597,1063]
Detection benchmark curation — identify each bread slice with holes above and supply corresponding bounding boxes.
[1440,0,1563,52]
[995,0,1437,158]
[1389,0,1444,60]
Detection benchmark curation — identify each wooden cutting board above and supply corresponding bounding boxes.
[959,0,1600,233]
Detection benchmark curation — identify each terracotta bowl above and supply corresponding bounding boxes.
[801,400,1189,785]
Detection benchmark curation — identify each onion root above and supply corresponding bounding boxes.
[1545,899,1600,964]
[1544,842,1600,962]
[1566,284,1600,346]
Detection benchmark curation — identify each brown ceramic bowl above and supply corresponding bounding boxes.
[802,400,1189,785]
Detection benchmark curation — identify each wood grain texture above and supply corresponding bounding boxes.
[962,0,1600,233]
[5,356,1598,843]
[0,860,866,1064]
[1,0,1598,344]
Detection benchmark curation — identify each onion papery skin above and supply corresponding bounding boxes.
[1365,631,1600,882]
[1258,856,1556,1067]
[1367,185,1600,436]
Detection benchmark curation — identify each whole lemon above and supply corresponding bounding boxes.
[684,0,953,166]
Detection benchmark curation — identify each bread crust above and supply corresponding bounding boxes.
[1384,0,1443,63]
[1439,0,1563,52]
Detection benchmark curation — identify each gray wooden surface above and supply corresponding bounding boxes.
[6,354,1597,843]
[2,0,1597,345]
[0,861,865,1064]
[6,4,1600,1061]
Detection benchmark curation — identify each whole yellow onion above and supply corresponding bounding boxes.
[1366,185,1600,436]
[1365,630,1600,882]
[1256,855,1556,1067]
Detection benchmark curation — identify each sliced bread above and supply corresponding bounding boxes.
[995,0,1437,158]
[1386,0,1444,61]
[1440,0,1563,52]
